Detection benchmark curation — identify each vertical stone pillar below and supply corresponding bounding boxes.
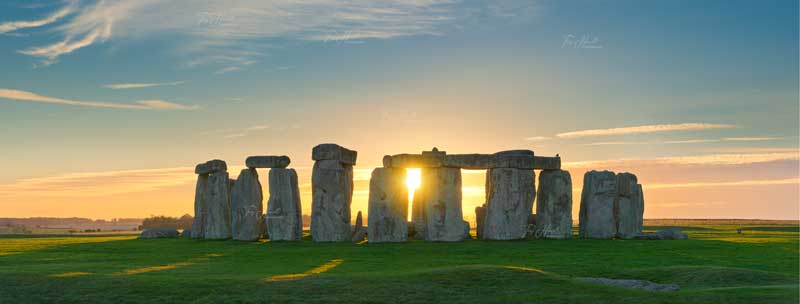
[266,168,303,241]
[615,173,644,239]
[230,168,263,241]
[203,170,232,240]
[310,144,357,242]
[579,171,617,239]
[190,174,208,239]
[475,204,486,239]
[367,168,408,243]
[416,167,466,242]
[483,168,535,240]
[534,169,573,239]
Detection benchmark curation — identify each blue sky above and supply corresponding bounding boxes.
[0,0,797,220]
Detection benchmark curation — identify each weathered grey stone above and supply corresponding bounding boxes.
[416,167,466,242]
[195,159,227,175]
[312,144,357,165]
[139,228,179,239]
[191,174,208,239]
[615,173,644,239]
[579,171,617,239]
[267,168,303,241]
[230,168,263,241]
[411,191,427,239]
[351,211,366,242]
[535,170,573,239]
[491,150,535,169]
[443,154,492,169]
[203,171,232,240]
[182,229,192,238]
[635,228,688,240]
[246,155,290,168]
[533,156,561,170]
[311,159,354,242]
[475,204,486,239]
[383,154,442,168]
[367,168,408,243]
[577,277,679,292]
[483,168,535,240]
[462,220,471,239]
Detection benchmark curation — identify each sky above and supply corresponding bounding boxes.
[0,0,797,221]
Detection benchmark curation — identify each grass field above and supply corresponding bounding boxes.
[0,223,797,303]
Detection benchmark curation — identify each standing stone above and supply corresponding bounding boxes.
[311,159,354,242]
[351,211,366,242]
[230,168,263,241]
[412,190,427,240]
[267,168,303,241]
[368,168,408,243]
[535,170,573,239]
[475,204,486,239]
[616,173,644,239]
[416,167,466,242]
[191,174,208,239]
[579,171,617,239]
[483,168,535,240]
[203,171,232,239]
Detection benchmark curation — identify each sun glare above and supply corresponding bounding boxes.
[406,168,421,221]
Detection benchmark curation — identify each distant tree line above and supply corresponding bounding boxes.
[140,214,193,230]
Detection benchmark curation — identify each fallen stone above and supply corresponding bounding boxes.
[635,228,688,240]
[195,159,227,175]
[579,170,617,239]
[245,155,291,168]
[191,175,208,239]
[417,167,466,242]
[351,211,366,242]
[577,277,680,292]
[615,173,644,239]
[475,204,486,239]
[203,171,232,240]
[312,144,357,165]
[483,168,536,240]
[230,168,263,241]
[535,170,573,239]
[139,228,179,239]
[367,168,408,243]
[266,168,303,241]
[311,159,354,242]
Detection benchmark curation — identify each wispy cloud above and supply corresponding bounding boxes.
[0,167,195,197]
[0,5,72,33]
[557,123,736,139]
[7,1,525,71]
[223,133,246,139]
[583,137,780,146]
[103,81,186,89]
[245,125,270,131]
[565,151,800,168]
[0,88,197,110]
[645,178,799,190]
[524,136,550,142]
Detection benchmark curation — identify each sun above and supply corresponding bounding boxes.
[406,168,422,220]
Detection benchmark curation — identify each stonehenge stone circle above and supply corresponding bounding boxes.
[367,168,408,243]
[230,168,263,241]
[416,167,466,242]
[534,169,573,239]
[246,156,290,169]
[139,228,179,239]
[615,173,644,239]
[203,169,232,240]
[190,174,208,239]
[267,168,303,241]
[311,144,356,242]
[579,170,618,239]
[483,167,536,240]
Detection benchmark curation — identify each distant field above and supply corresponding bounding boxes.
[0,223,797,303]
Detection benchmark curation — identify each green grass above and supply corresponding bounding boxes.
[0,224,797,303]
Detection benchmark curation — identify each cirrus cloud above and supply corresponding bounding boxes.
[0,88,197,111]
[557,123,737,139]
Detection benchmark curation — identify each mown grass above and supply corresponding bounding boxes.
[0,224,797,303]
